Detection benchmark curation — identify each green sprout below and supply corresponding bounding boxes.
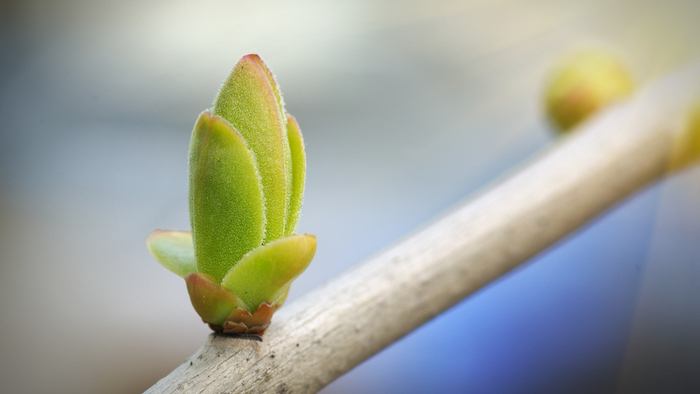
[147,54,316,335]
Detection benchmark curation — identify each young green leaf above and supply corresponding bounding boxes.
[250,54,285,119]
[284,115,306,235]
[146,230,196,278]
[189,111,266,282]
[212,54,291,244]
[221,234,317,311]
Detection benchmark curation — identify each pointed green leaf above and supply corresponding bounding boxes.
[250,54,285,118]
[284,114,306,235]
[212,54,291,244]
[146,230,196,278]
[189,111,265,282]
[221,234,316,311]
[249,56,295,219]
[186,272,247,325]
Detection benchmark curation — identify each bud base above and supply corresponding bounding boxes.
[207,302,277,336]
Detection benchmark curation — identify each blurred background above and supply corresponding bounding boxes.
[1,0,700,393]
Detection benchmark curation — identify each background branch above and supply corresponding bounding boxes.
[146,62,700,394]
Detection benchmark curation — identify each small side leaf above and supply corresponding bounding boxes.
[146,230,196,278]
[284,114,306,235]
[273,284,291,307]
[189,111,266,282]
[221,234,317,312]
[186,272,248,326]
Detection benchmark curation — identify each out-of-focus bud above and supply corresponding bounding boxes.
[147,55,315,335]
[669,103,700,171]
[545,49,635,132]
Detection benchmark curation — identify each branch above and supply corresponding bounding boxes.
[146,62,700,394]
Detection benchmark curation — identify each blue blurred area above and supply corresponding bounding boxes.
[1,1,699,393]
[331,180,661,394]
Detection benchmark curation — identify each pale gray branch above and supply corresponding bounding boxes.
[146,62,700,394]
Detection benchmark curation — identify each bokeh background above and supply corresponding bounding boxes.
[1,0,700,393]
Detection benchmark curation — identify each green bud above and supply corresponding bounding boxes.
[147,55,315,335]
